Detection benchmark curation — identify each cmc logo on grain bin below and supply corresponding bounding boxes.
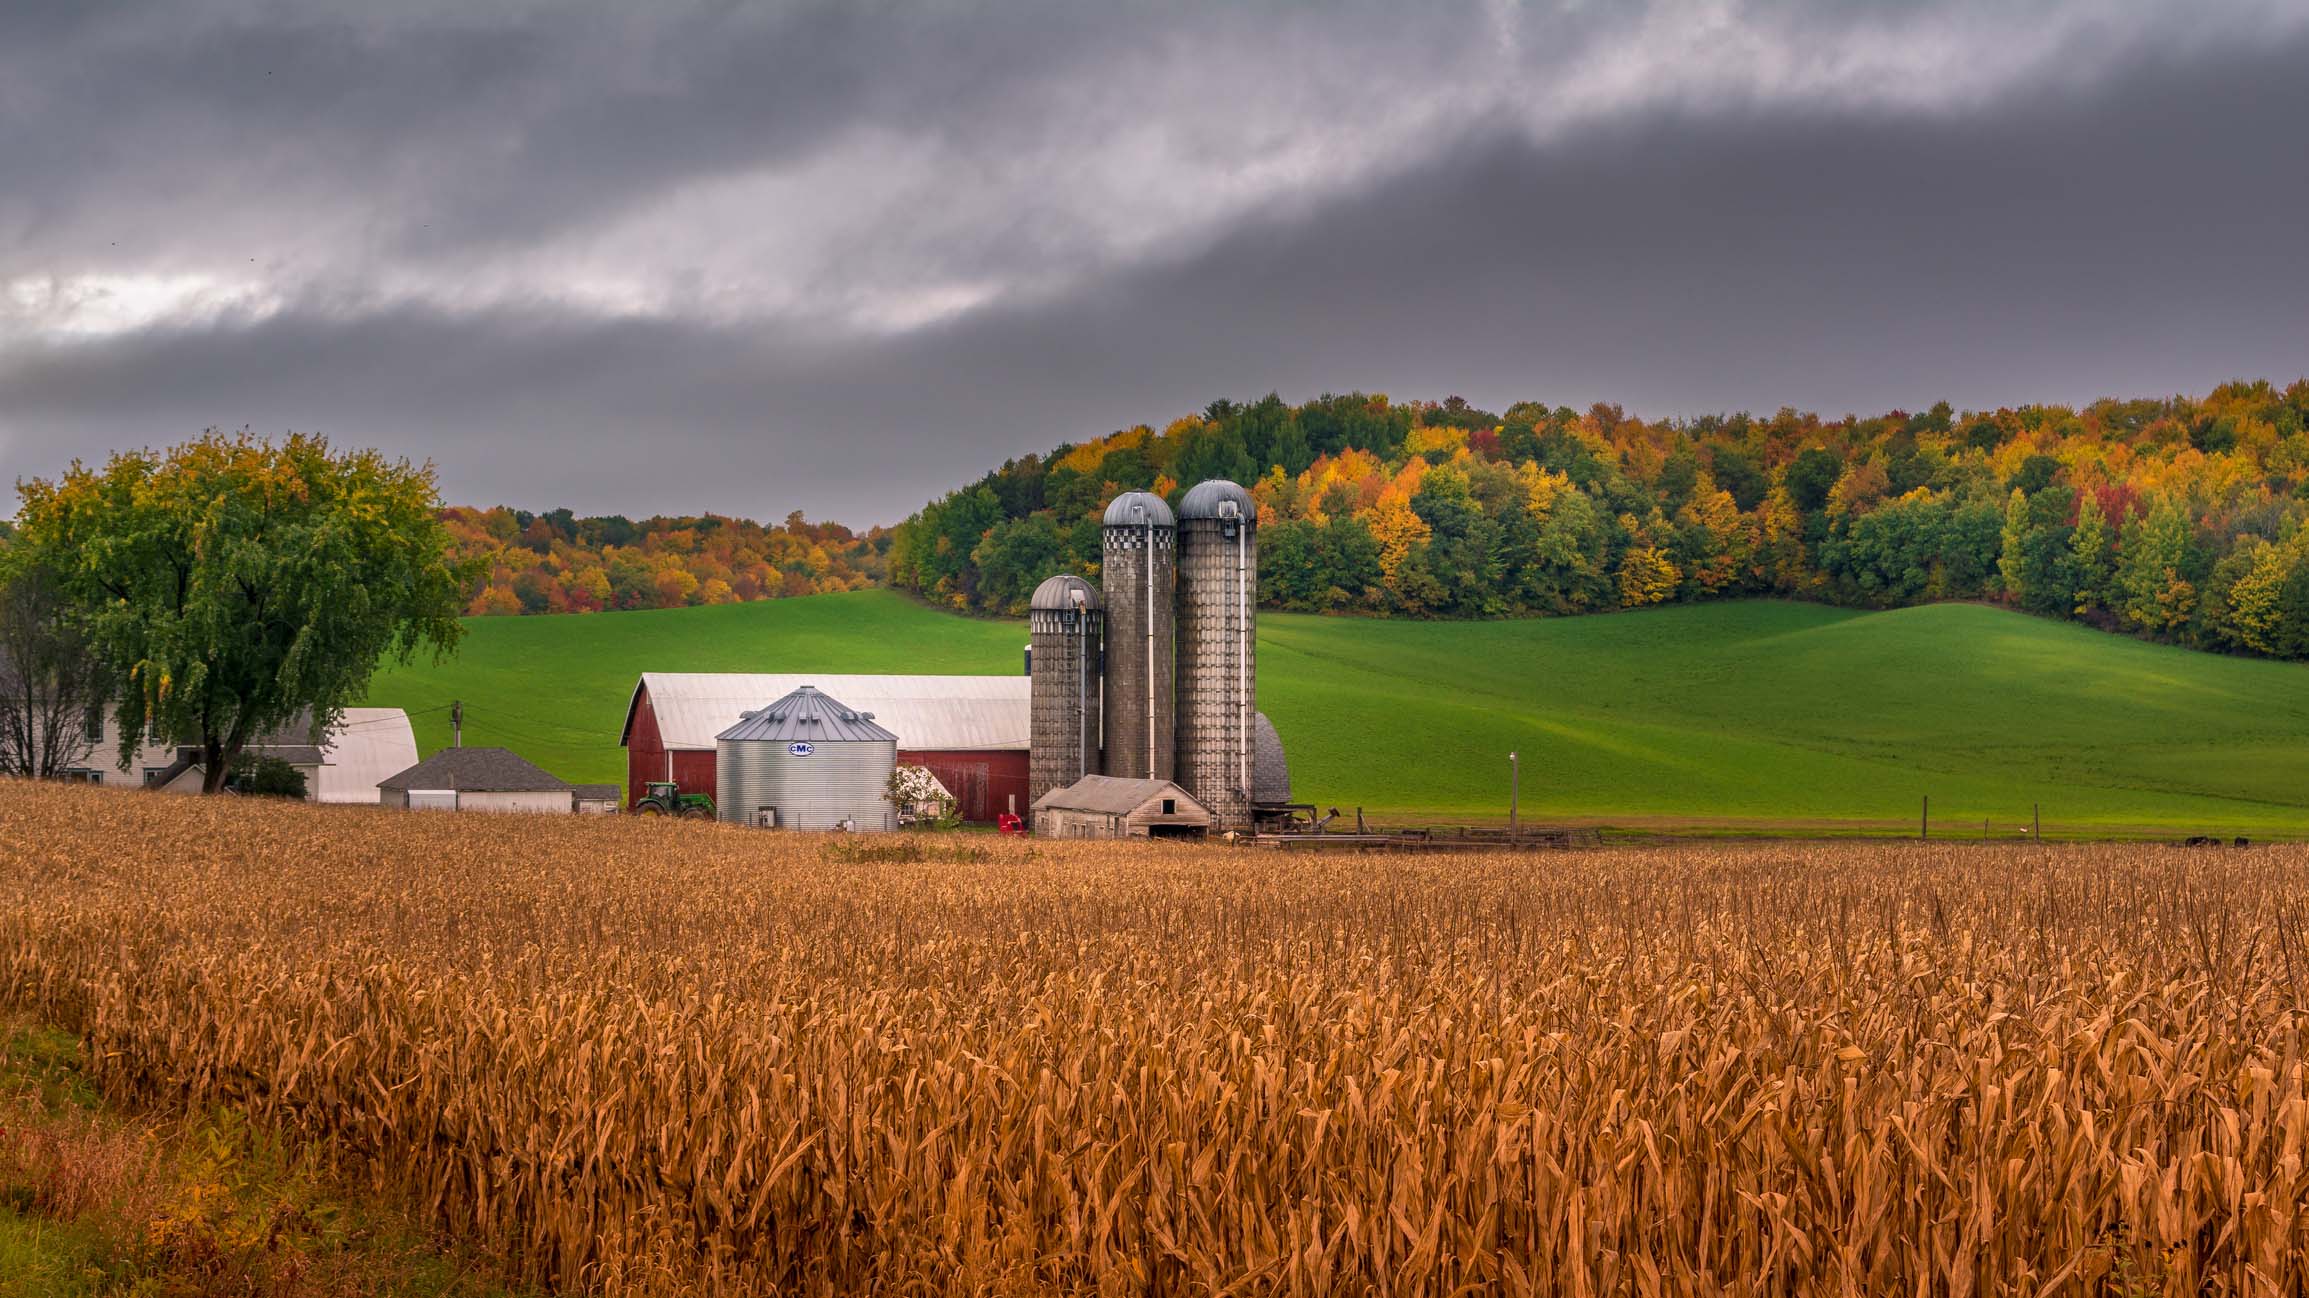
[787,742,814,757]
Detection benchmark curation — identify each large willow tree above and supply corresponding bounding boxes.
[15,432,476,792]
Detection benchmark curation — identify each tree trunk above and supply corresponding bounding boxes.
[201,737,231,794]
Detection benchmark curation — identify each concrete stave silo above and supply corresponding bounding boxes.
[1175,480,1258,831]
[716,684,897,829]
[1028,574,1104,819]
[1100,491,1175,781]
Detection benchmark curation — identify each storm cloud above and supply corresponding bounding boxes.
[3,0,2305,523]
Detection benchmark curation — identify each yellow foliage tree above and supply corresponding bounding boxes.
[1404,425,1467,458]
[1619,546,1680,607]
[1365,492,1430,584]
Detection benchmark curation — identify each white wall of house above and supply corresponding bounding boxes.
[58,710,412,801]
[61,716,191,789]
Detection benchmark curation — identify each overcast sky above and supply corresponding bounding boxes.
[3,1,2306,525]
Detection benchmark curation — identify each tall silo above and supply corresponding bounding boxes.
[715,684,897,830]
[1100,490,1175,781]
[1028,574,1104,818]
[1176,480,1258,831]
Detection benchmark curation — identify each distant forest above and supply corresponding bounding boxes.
[888,380,2309,661]
[448,507,884,615]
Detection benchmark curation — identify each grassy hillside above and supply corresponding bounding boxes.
[363,591,1024,784]
[365,591,2309,834]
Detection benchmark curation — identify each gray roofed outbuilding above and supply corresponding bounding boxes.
[1031,774,1212,839]
[378,746,573,792]
[1031,775,1186,815]
[715,685,898,744]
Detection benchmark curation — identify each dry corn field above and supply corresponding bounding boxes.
[3,784,2308,1295]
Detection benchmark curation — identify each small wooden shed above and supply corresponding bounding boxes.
[1031,775,1211,840]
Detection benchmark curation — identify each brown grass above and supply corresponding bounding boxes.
[3,780,2307,1295]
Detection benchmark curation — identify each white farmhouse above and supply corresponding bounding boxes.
[61,708,417,803]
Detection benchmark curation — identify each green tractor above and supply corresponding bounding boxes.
[633,781,716,820]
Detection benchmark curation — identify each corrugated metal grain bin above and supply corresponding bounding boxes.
[715,685,897,830]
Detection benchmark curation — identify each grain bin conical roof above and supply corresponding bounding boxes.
[715,684,898,744]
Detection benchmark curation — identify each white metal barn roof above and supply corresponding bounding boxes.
[316,708,420,803]
[628,674,1033,752]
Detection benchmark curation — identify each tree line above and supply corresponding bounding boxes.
[447,507,885,616]
[890,380,2309,660]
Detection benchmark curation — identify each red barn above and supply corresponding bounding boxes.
[620,673,1033,823]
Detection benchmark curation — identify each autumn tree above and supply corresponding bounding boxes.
[1618,546,1680,607]
[14,432,475,792]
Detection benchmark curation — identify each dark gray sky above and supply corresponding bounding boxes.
[3,1,2306,525]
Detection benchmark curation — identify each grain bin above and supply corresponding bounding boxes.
[715,685,897,830]
[1028,574,1104,820]
[1175,479,1258,831]
[1100,490,1175,781]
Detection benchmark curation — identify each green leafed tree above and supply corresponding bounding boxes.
[2067,492,2116,617]
[14,432,477,792]
[227,751,310,799]
[1998,485,2075,616]
[2115,496,2205,634]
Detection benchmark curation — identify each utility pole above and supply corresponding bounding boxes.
[1509,751,1520,836]
[451,699,462,749]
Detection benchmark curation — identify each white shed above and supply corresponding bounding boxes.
[377,747,576,813]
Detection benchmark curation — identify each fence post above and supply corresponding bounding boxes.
[1921,795,1928,841]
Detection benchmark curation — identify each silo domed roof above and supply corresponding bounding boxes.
[1030,573,1102,611]
[1102,490,1175,528]
[1178,479,1255,521]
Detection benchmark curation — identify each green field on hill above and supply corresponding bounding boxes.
[364,590,2309,835]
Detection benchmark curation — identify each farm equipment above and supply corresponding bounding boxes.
[633,782,715,820]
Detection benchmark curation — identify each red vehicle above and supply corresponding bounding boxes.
[996,812,1025,835]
